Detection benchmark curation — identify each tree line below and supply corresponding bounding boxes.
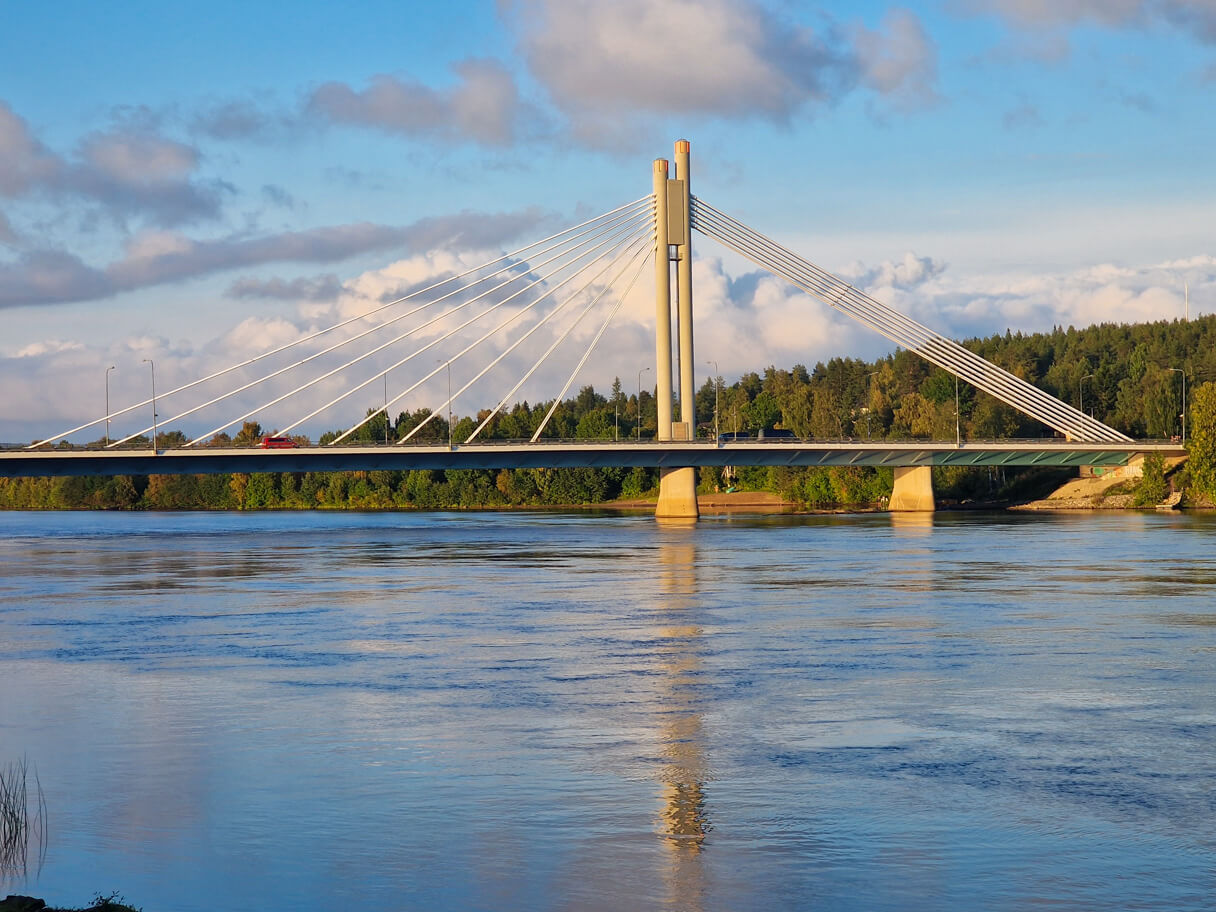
[5,313,1216,510]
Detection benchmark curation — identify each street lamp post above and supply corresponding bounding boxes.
[104,365,116,446]
[441,360,453,450]
[383,370,390,446]
[706,360,719,442]
[1079,373,1094,418]
[865,370,879,439]
[1165,368,1186,444]
[955,376,961,447]
[637,366,650,441]
[141,358,157,452]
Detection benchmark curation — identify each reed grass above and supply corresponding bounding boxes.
[0,756,47,886]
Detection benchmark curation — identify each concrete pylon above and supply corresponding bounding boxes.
[653,159,675,443]
[656,143,698,520]
[888,465,935,512]
[674,140,695,431]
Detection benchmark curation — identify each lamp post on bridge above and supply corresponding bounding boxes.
[383,369,390,446]
[1079,373,1095,418]
[438,359,453,451]
[865,371,879,439]
[141,358,158,453]
[1165,368,1186,444]
[637,366,650,441]
[954,376,961,448]
[707,360,719,442]
[104,365,116,446]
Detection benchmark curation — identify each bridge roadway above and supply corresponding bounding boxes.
[0,439,1185,478]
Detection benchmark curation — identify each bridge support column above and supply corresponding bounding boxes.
[654,143,699,521]
[653,159,675,442]
[673,140,695,435]
[657,467,699,518]
[889,465,935,512]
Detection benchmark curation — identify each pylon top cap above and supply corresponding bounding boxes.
[654,159,669,173]
[675,140,690,153]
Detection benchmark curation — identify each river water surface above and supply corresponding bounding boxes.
[1,510,1214,911]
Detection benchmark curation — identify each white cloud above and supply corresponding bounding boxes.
[852,9,941,106]
[844,250,1213,341]
[80,131,197,183]
[0,208,550,309]
[220,316,307,356]
[847,251,947,291]
[308,59,529,145]
[967,0,1216,42]
[968,0,1147,27]
[509,0,938,142]
[0,102,60,195]
[14,339,84,358]
[226,274,343,302]
[0,101,231,227]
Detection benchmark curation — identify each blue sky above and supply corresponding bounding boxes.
[2,0,1214,441]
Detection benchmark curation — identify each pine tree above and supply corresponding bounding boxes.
[1187,382,1216,501]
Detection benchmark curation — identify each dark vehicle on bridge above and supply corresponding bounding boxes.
[718,431,750,442]
[757,428,796,440]
[259,435,297,449]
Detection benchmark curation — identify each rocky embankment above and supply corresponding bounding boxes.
[1013,457,1189,511]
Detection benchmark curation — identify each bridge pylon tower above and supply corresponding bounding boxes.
[655,141,700,519]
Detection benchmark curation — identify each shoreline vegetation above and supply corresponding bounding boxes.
[0,895,139,912]
[5,316,1216,513]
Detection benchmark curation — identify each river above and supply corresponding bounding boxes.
[1,509,1213,911]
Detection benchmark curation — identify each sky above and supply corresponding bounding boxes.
[2,0,1214,442]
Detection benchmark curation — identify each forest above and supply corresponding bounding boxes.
[4,313,1216,511]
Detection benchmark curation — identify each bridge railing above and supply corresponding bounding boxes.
[3,437,1183,453]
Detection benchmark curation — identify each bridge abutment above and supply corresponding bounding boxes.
[889,465,935,512]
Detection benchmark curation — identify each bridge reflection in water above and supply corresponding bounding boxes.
[654,522,710,910]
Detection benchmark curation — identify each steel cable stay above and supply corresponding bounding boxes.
[398,234,653,445]
[32,196,652,448]
[687,206,1107,441]
[692,200,1130,442]
[211,214,653,446]
[107,202,654,448]
[183,208,655,446]
[382,223,653,444]
[688,203,1111,441]
[695,209,1108,443]
[690,197,1130,443]
[398,235,652,444]
[336,226,651,445]
[467,245,655,443]
[111,199,655,448]
[306,216,653,444]
[696,210,1119,443]
[298,218,652,444]
[530,247,653,442]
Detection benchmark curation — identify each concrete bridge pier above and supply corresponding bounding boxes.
[657,467,699,518]
[888,465,935,512]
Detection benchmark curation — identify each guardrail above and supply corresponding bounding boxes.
[2,436,1184,453]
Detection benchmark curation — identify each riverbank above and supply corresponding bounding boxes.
[0,896,139,912]
[1012,456,1203,511]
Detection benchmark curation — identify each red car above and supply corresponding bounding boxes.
[259,435,297,449]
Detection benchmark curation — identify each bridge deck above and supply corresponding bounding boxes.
[0,440,1185,478]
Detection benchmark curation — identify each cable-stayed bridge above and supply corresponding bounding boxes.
[4,141,1182,515]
